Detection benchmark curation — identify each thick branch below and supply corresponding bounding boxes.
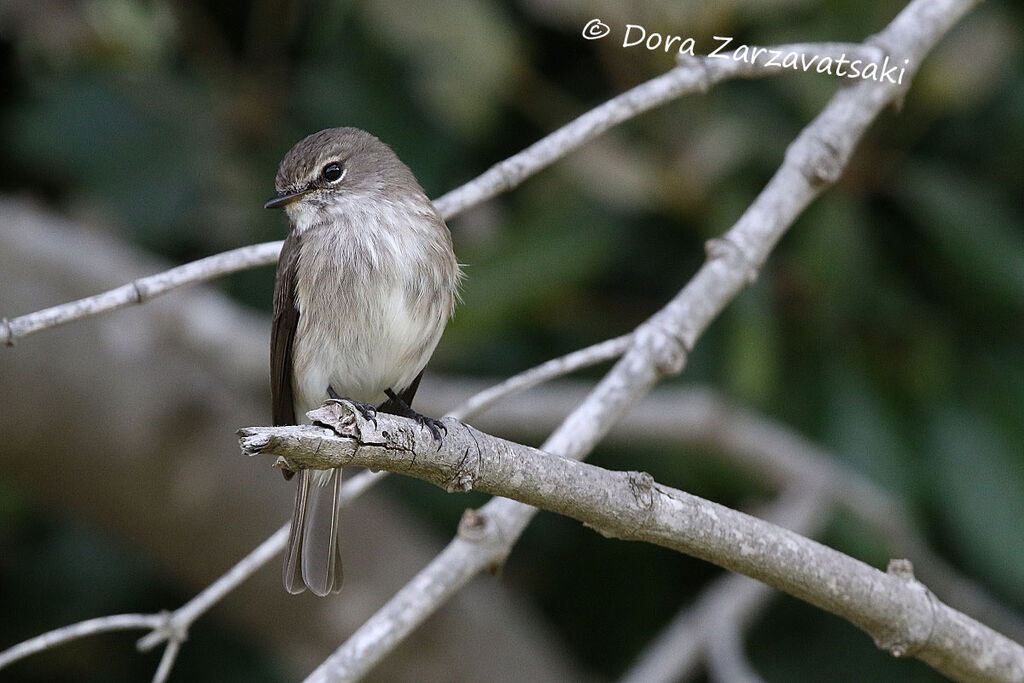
[239,406,1024,683]
[434,378,1024,646]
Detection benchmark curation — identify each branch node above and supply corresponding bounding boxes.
[137,611,188,653]
[875,558,936,658]
[628,471,656,511]
[131,279,149,304]
[308,399,360,437]
[705,236,759,286]
[799,134,846,186]
[445,448,475,492]
[634,320,690,377]
[675,54,712,93]
[457,509,490,542]
[886,558,915,580]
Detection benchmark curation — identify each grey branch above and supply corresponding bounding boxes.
[443,378,1024,652]
[0,326,637,675]
[132,333,641,653]
[1,241,281,346]
[300,0,985,679]
[4,41,875,348]
[0,477,386,678]
[621,486,834,683]
[240,405,1024,683]
[0,529,296,678]
[132,465,393,655]
[431,41,877,218]
[0,614,166,671]
[135,524,290,653]
[448,334,632,420]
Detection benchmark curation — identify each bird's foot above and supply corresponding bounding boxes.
[414,413,447,443]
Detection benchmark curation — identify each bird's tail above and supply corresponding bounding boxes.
[283,468,344,596]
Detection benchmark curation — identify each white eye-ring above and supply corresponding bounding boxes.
[321,161,345,183]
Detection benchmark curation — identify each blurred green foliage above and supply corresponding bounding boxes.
[1,0,1022,680]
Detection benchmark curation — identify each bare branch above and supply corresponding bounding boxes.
[431,42,878,217]
[0,241,281,346]
[240,406,1024,683]
[4,41,876,347]
[134,336,642,653]
[438,378,1024,648]
[0,614,165,671]
[136,523,290,652]
[133,466,393,656]
[0,476,388,674]
[2,0,993,679]
[636,388,1024,645]
[152,639,181,683]
[621,487,833,683]
[448,334,632,420]
[0,331,642,675]
[706,623,764,683]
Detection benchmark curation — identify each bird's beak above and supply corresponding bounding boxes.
[263,189,309,209]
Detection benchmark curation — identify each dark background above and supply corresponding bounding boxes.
[1,0,1022,680]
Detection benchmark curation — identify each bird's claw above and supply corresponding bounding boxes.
[349,400,378,427]
[416,415,446,444]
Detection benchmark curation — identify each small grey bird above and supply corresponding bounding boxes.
[264,127,460,596]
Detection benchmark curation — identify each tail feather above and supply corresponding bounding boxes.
[283,469,344,596]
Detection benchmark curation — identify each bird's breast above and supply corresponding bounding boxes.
[289,206,455,415]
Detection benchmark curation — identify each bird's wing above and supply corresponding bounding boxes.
[271,230,300,427]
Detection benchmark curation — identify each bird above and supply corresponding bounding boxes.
[264,127,461,596]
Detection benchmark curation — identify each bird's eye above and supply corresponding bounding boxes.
[321,162,344,183]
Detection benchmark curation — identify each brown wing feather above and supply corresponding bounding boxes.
[271,231,300,427]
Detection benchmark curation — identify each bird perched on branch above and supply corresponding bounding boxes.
[264,127,460,596]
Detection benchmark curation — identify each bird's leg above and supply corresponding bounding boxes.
[384,388,446,443]
[327,385,378,425]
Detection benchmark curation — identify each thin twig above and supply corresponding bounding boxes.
[447,333,632,420]
[0,614,165,670]
[3,42,876,348]
[431,42,879,218]
[1,242,281,346]
[136,523,290,652]
[152,638,182,683]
